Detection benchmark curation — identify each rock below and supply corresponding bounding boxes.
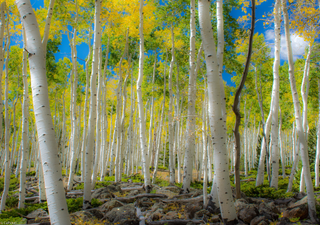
[151,202,166,212]
[156,189,178,198]
[104,203,138,224]
[250,216,265,225]
[148,208,164,221]
[257,221,268,225]
[163,185,182,193]
[194,209,211,220]
[237,205,259,224]
[288,196,307,209]
[294,192,307,200]
[277,217,291,225]
[70,211,95,223]
[99,199,124,212]
[92,185,122,199]
[162,211,180,220]
[258,202,280,215]
[85,208,104,219]
[206,195,220,214]
[190,189,202,197]
[283,204,308,220]
[27,208,48,218]
[234,199,249,211]
[127,190,140,196]
[185,202,202,219]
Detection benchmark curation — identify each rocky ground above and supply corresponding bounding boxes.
[17,176,320,225]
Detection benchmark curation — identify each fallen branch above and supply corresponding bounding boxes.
[121,186,144,192]
[160,195,203,204]
[147,219,205,225]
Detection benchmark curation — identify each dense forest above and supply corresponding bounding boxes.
[0,0,319,224]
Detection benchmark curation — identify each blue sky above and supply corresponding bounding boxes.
[28,0,309,87]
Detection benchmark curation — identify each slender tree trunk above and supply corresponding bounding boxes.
[83,0,101,209]
[16,0,71,223]
[137,0,151,192]
[315,79,320,187]
[19,27,29,209]
[270,0,281,189]
[182,0,196,192]
[282,0,318,222]
[168,27,175,185]
[232,0,255,198]
[199,0,237,222]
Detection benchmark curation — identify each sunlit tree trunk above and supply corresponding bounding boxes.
[81,27,91,181]
[19,28,29,209]
[137,0,151,191]
[67,3,79,190]
[282,0,318,222]
[199,0,237,222]
[270,0,281,189]
[16,0,71,223]
[83,0,101,209]
[182,0,196,192]
[315,79,320,187]
[168,27,175,185]
[1,18,11,211]
[299,43,312,193]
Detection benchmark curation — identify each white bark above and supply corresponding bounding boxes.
[182,0,196,192]
[83,0,101,208]
[199,0,237,222]
[168,27,175,185]
[137,0,151,190]
[0,17,10,211]
[16,0,70,223]
[270,0,281,188]
[282,0,318,222]
[315,79,320,187]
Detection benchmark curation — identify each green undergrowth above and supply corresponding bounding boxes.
[0,197,103,220]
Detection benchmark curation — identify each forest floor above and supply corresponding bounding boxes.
[0,168,320,225]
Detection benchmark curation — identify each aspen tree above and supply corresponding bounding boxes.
[182,0,196,193]
[282,0,318,222]
[168,27,175,185]
[270,0,281,189]
[67,0,79,190]
[199,0,237,222]
[0,12,10,211]
[16,0,71,223]
[81,27,92,180]
[148,53,156,166]
[83,0,101,209]
[137,0,151,191]
[315,79,320,187]
[0,3,5,155]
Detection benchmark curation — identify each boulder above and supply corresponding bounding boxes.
[104,203,138,224]
[283,204,308,220]
[250,216,266,225]
[288,196,307,209]
[162,211,180,220]
[277,217,291,225]
[27,208,48,218]
[194,209,211,220]
[237,204,259,224]
[99,199,124,212]
[92,185,122,199]
[147,208,164,221]
[185,202,202,219]
[70,211,94,223]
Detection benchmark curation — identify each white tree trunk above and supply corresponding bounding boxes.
[16,0,71,223]
[199,0,237,222]
[83,0,101,209]
[137,0,151,191]
[182,0,196,192]
[168,27,175,185]
[19,27,29,209]
[315,79,320,187]
[270,0,281,189]
[282,0,318,222]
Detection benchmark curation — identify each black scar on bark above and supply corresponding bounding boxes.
[206,195,220,214]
